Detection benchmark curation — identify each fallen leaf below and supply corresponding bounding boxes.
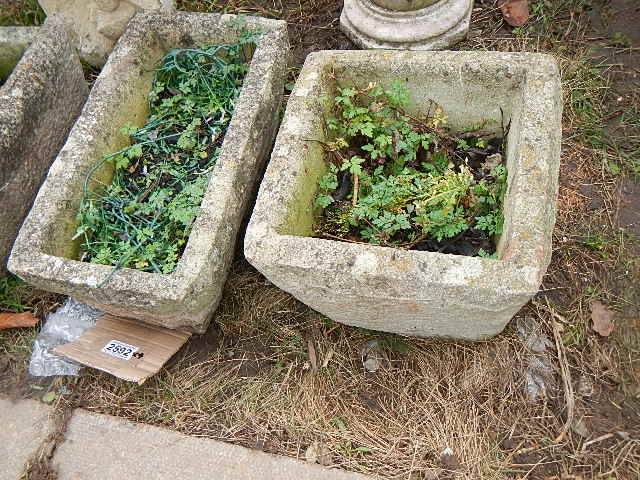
[361,339,385,372]
[321,348,334,368]
[0,311,38,330]
[307,339,318,372]
[590,300,615,337]
[616,431,630,441]
[571,417,589,438]
[498,0,529,27]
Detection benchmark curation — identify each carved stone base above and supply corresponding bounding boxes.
[340,0,473,50]
[38,0,175,66]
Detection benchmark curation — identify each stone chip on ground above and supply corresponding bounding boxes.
[53,410,372,480]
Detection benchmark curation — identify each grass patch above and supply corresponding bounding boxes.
[0,275,34,312]
[563,56,611,146]
[0,0,45,26]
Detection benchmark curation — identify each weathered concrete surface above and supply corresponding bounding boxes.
[0,17,88,274]
[0,397,55,480]
[53,410,371,480]
[39,0,175,66]
[340,0,472,50]
[245,50,563,340]
[0,27,37,82]
[9,12,289,333]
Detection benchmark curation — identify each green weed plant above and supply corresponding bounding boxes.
[314,82,507,256]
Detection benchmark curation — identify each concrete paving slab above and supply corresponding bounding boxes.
[54,409,373,480]
[0,397,55,480]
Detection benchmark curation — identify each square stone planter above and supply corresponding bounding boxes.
[9,11,289,332]
[245,50,562,341]
[1,18,88,274]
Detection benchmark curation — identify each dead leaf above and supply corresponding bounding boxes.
[0,311,38,330]
[590,300,615,337]
[41,391,57,404]
[571,417,589,438]
[498,0,529,27]
[322,348,334,368]
[307,339,318,372]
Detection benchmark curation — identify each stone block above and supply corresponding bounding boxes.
[9,12,289,333]
[0,397,55,480]
[340,0,473,50]
[245,50,562,340]
[53,410,371,480]
[0,17,87,274]
[39,0,175,66]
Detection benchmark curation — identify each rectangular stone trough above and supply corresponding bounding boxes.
[9,12,288,332]
[1,17,88,274]
[245,50,562,340]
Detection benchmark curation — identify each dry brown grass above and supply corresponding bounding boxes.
[0,277,63,397]
[74,265,539,478]
[1,0,638,478]
[71,259,639,478]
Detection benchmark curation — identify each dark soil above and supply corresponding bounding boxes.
[588,0,640,95]
[616,179,640,237]
[412,226,495,256]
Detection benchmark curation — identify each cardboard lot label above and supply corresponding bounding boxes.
[101,340,139,360]
[54,314,191,384]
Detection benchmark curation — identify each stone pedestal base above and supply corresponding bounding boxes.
[340,0,473,50]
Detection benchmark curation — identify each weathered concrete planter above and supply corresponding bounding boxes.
[9,12,288,332]
[245,50,562,340]
[0,18,87,274]
[340,0,473,50]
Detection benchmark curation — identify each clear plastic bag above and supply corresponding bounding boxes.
[517,317,555,402]
[29,298,102,377]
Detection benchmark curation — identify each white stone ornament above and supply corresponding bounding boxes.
[340,0,473,50]
[38,0,175,66]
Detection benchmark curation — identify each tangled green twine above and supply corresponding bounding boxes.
[75,35,255,277]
